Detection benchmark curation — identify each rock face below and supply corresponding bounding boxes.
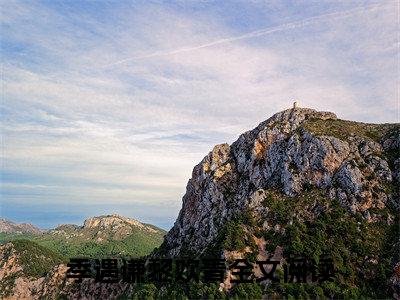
[83,214,158,233]
[0,219,44,234]
[160,108,399,257]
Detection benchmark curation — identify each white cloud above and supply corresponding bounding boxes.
[1,0,398,227]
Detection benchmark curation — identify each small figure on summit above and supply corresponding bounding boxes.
[293,101,299,109]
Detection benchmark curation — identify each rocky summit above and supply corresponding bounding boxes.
[51,214,162,244]
[160,107,399,257]
[152,107,399,298]
[83,214,159,233]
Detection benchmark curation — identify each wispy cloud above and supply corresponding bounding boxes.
[103,3,386,66]
[1,0,398,229]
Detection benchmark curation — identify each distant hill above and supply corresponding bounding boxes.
[0,219,45,235]
[0,214,166,258]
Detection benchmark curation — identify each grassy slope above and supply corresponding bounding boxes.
[301,118,399,142]
[0,239,65,297]
[0,227,166,259]
[10,239,65,277]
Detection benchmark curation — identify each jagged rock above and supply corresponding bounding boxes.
[159,107,399,257]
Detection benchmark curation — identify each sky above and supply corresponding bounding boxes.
[1,0,399,230]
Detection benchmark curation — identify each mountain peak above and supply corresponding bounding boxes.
[258,107,337,133]
[158,109,398,257]
[272,106,336,122]
[82,214,158,233]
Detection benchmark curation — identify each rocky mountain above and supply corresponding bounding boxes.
[50,214,164,243]
[153,107,399,298]
[0,219,44,235]
[1,107,398,299]
[159,107,398,257]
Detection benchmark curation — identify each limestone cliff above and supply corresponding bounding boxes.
[159,108,399,257]
[153,107,399,298]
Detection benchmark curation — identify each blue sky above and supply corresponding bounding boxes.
[1,0,398,230]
